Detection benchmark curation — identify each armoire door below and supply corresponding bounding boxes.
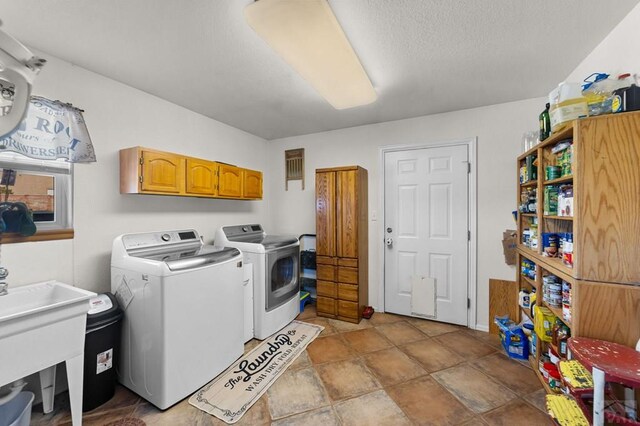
[316,171,336,257]
[337,170,358,258]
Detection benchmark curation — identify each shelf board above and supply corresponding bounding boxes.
[520,306,532,320]
[517,245,576,281]
[540,126,575,150]
[543,175,573,185]
[521,275,537,288]
[517,126,574,161]
[520,180,538,188]
[542,300,571,328]
[544,257,575,280]
[520,213,536,217]
[518,245,541,260]
[529,355,537,370]
[543,215,574,221]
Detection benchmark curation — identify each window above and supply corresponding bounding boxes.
[0,152,73,240]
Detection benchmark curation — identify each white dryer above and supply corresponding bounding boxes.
[215,224,299,340]
[111,229,244,410]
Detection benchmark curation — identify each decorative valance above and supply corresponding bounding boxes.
[0,96,96,162]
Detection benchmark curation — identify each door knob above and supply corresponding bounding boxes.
[385,238,393,247]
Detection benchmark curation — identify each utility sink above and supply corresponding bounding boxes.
[0,280,95,425]
[0,281,95,337]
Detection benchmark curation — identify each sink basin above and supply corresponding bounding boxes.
[0,281,94,330]
[0,280,95,386]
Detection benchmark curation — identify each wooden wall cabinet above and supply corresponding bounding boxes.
[315,166,368,323]
[140,150,185,194]
[120,146,262,200]
[514,112,640,393]
[243,169,263,199]
[186,158,217,196]
[217,163,243,198]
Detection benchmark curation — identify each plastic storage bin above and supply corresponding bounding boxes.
[83,293,123,412]
[0,391,34,426]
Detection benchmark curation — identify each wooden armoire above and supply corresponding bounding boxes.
[315,166,368,323]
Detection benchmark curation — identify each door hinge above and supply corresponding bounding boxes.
[467,230,471,241]
[139,175,143,183]
[467,162,471,173]
[139,156,143,165]
[467,298,471,309]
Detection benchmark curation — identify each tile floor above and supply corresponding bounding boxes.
[31,306,551,425]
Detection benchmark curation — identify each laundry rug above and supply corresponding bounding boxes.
[189,320,323,424]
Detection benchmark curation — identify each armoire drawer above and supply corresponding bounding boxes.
[317,281,337,298]
[338,258,358,268]
[337,300,359,319]
[338,283,358,302]
[317,264,336,281]
[337,267,358,284]
[316,256,337,265]
[317,296,337,316]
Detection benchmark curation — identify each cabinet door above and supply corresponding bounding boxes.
[141,150,184,193]
[337,170,358,258]
[185,158,217,196]
[218,164,243,198]
[243,169,263,199]
[316,171,336,257]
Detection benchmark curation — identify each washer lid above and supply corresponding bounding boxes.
[260,235,299,250]
[133,246,241,271]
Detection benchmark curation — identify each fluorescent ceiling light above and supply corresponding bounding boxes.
[244,0,377,110]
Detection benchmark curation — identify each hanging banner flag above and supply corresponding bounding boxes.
[0,96,96,163]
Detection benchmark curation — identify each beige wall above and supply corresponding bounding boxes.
[267,98,544,330]
[2,50,269,293]
[566,3,640,82]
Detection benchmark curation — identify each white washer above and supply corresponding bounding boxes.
[111,229,244,410]
[215,224,300,340]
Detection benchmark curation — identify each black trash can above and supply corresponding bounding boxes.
[82,292,123,412]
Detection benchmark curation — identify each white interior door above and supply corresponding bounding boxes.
[384,145,469,325]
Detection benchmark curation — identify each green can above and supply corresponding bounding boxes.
[545,166,561,181]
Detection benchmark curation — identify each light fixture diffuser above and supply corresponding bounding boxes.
[244,0,377,110]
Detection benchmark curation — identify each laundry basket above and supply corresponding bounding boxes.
[0,391,34,426]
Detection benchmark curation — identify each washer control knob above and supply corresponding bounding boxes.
[242,226,249,232]
[161,233,171,242]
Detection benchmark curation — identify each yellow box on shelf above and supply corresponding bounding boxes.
[534,305,556,342]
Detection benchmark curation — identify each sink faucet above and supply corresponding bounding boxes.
[0,267,8,296]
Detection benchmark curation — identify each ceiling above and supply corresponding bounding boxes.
[1,0,638,140]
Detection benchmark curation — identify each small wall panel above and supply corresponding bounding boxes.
[489,279,518,335]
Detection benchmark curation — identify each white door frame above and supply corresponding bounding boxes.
[378,138,478,329]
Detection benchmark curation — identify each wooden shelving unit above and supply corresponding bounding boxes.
[514,112,640,394]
